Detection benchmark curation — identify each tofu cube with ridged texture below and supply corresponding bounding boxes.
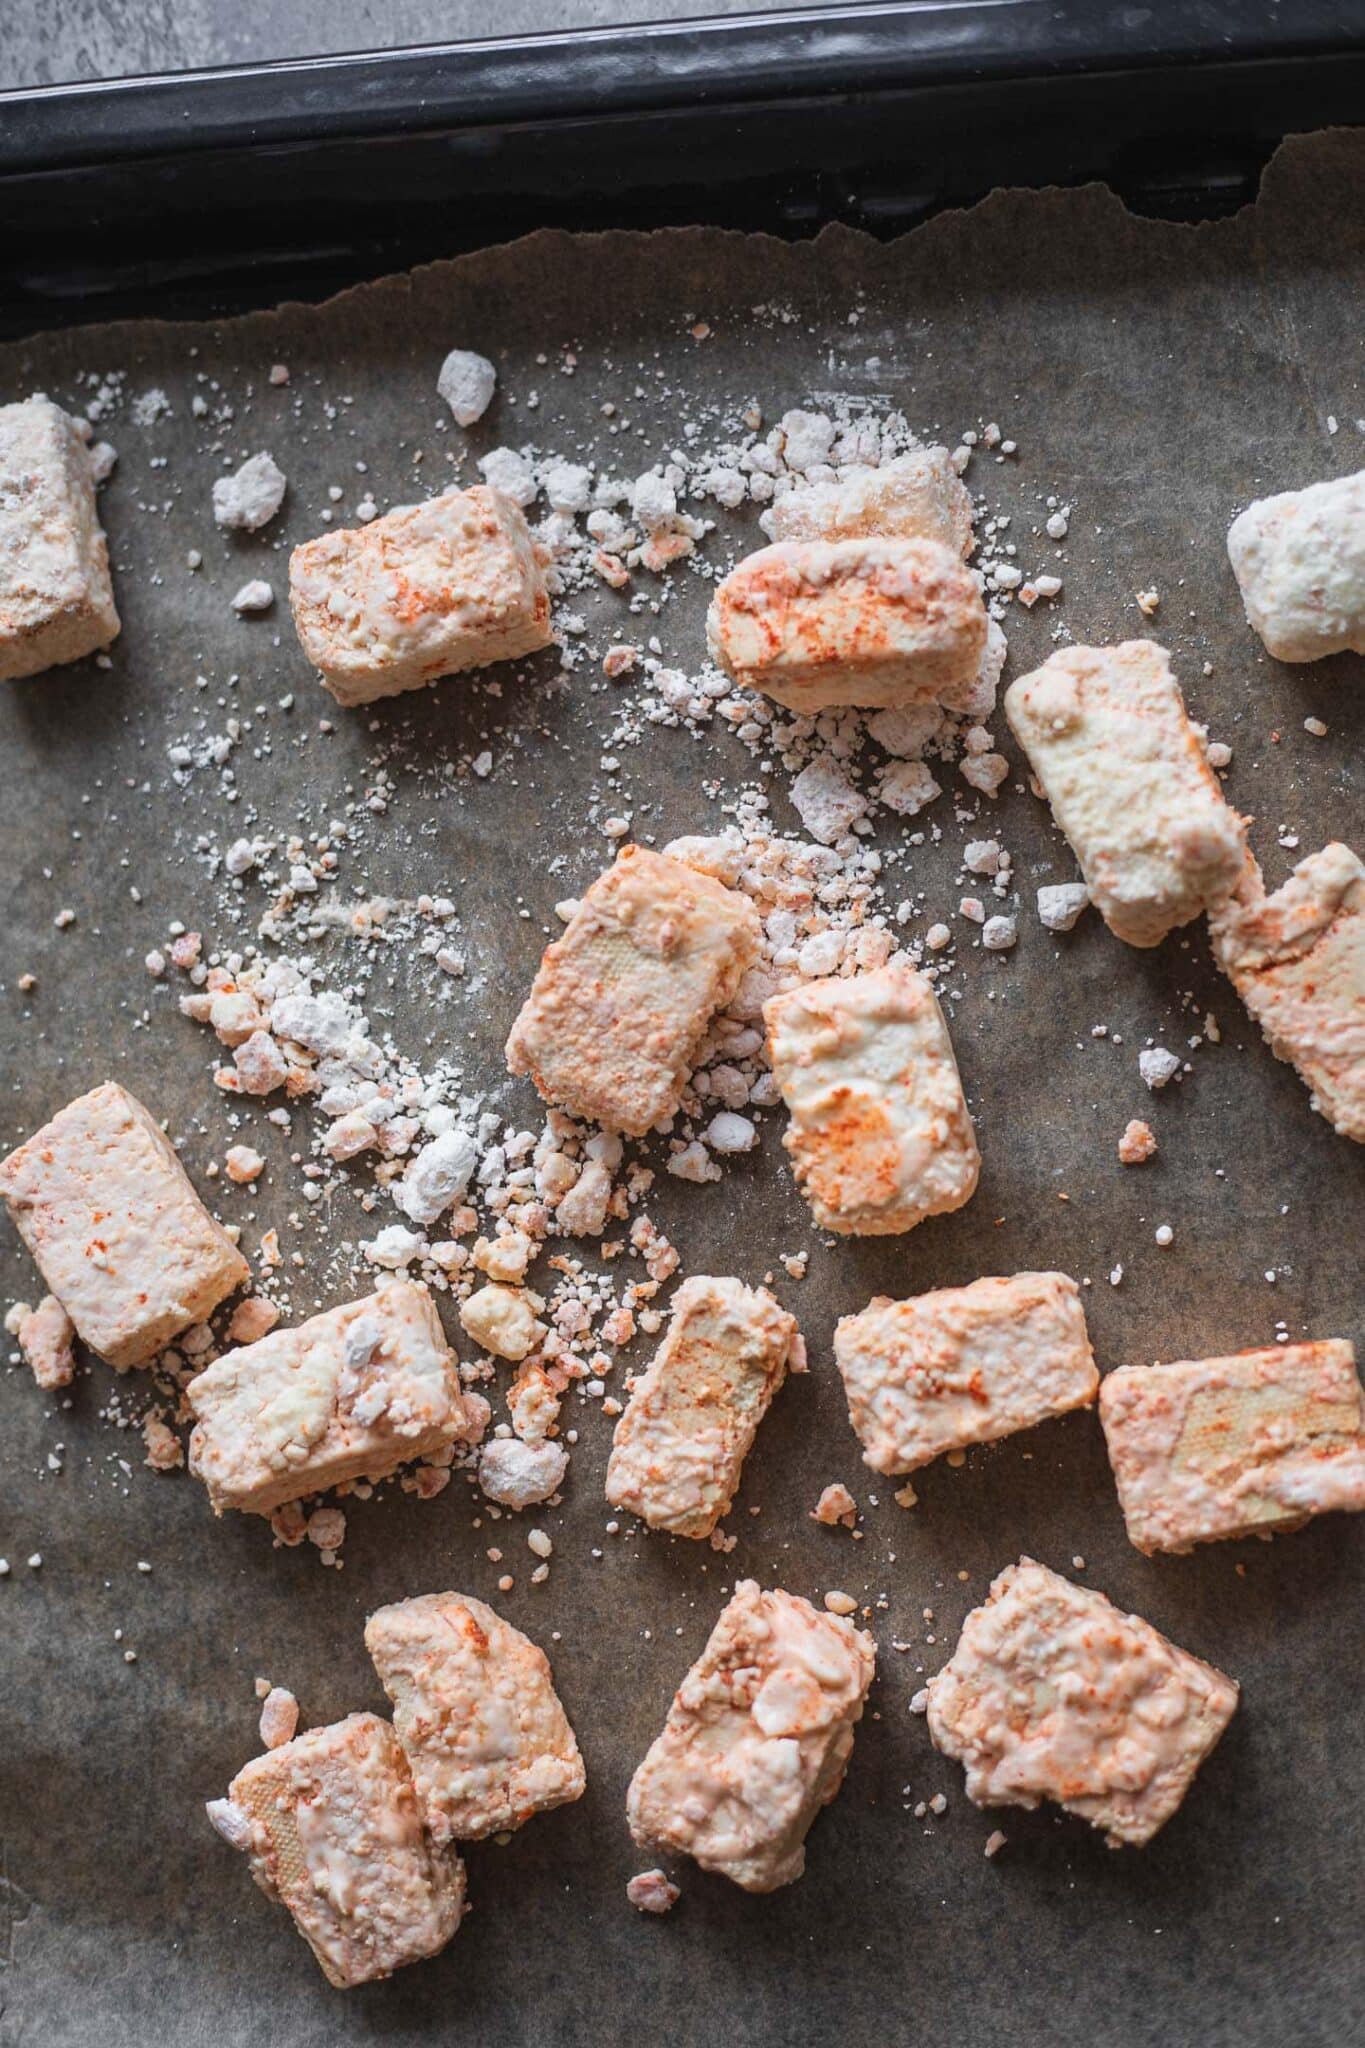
[0,1081,247,1369]
[1005,641,1246,946]
[207,1713,465,1986]
[706,537,986,712]
[927,1558,1238,1847]
[289,484,551,706]
[606,1275,800,1537]
[764,958,979,1235]
[835,1271,1098,1475]
[763,449,974,558]
[506,845,761,1135]
[365,1592,585,1842]
[1100,1340,1365,1554]
[187,1281,469,1514]
[1209,841,1365,1143]
[0,396,120,681]
[1227,469,1365,662]
[627,1580,875,1891]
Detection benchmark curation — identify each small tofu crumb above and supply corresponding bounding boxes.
[984,1829,1007,1857]
[626,1869,680,1914]
[1118,1119,1158,1165]
[259,1686,300,1750]
[812,1483,858,1528]
[824,1590,858,1616]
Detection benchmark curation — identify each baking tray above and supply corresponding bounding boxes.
[1,9,1363,2048]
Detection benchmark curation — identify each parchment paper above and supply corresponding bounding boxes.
[0,129,1361,2048]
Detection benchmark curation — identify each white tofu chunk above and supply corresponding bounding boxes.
[0,1081,247,1370]
[505,845,761,1136]
[1208,841,1365,1142]
[187,1281,469,1514]
[210,1713,465,1986]
[626,1580,875,1891]
[763,958,980,1235]
[365,1591,585,1842]
[706,536,987,712]
[0,396,120,681]
[1100,1340,1365,1553]
[763,449,974,557]
[926,1558,1238,1848]
[835,1271,1098,1475]
[605,1275,800,1537]
[289,484,551,705]
[1004,640,1247,946]
[1227,468,1365,661]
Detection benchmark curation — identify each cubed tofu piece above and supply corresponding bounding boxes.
[763,449,974,558]
[505,845,761,1136]
[187,1281,468,1514]
[1208,841,1365,1143]
[606,1275,800,1537]
[763,958,980,1235]
[208,1713,465,1986]
[0,396,120,681]
[835,1271,1098,1476]
[365,1592,585,1842]
[626,1580,875,1891]
[1100,1340,1365,1554]
[289,484,551,706]
[1227,468,1365,662]
[0,1081,247,1369]
[1004,641,1246,947]
[706,536,987,713]
[926,1558,1238,1848]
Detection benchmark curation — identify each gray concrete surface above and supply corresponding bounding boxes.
[3,0,823,90]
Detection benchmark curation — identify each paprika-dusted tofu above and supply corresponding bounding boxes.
[0,396,120,681]
[763,958,980,1235]
[1208,841,1365,1143]
[926,1558,1238,1848]
[1099,1340,1365,1554]
[365,1592,585,1842]
[505,845,760,1136]
[187,1281,469,1514]
[835,1271,1098,1476]
[289,484,551,706]
[626,1580,875,1892]
[605,1275,800,1537]
[764,448,974,558]
[1227,468,1365,662]
[1004,641,1246,947]
[706,536,986,713]
[0,1081,247,1370]
[206,1713,465,1987]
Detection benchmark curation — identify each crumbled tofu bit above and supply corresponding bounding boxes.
[436,348,497,427]
[1135,588,1160,615]
[212,452,287,532]
[306,1507,346,1552]
[627,1869,681,1914]
[959,896,985,923]
[144,949,166,977]
[812,1483,858,1528]
[478,1436,568,1509]
[1138,1046,1182,1091]
[1118,1119,1158,1165]
[459,1282,546,1363]
[980,914,1017,951]
[1154,1224,1174,1247]
[259,1686,300,1749]
[395,1129,478,1227]
[925,923,952,951]
[231,579,274,614]
[1206,741,1233,769]
[224,1145,265,1185]
[705,1111,757,1154]
[226,1296,280,1345]
[894,1481,919,1508]
[472,1229,534,1284]
[143,1410,184,1470]
[984,1830,1007,1857]
[1304,716,1329,737]
[0,396,121,680]
[1227,470,1365,662]
[1036,882,1089,932]
[15,1294,77,1390]
[763,447,974,556]
[823,1590,859,1616]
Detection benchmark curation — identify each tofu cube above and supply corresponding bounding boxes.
[0,396,120,681]
[505,845,761,1136]
[1209,841,1365,1143]
[763,448,974,558]
[209,1713,465,1986]
[289,484,551,706]
[365,1592,585,1842]
[926,1558,1238,1847]
[1227,468,1365,662]
[763,958,980,1235]
[0,1081,247,1369]
[706,536,987,713]
[187,1280,468,1514]
[1100,1340,1365,1553]
[606,1275,800,1537]
[626,1580,875,1891]
[835,1271,1098,1475]
[1004,641,1247,946]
